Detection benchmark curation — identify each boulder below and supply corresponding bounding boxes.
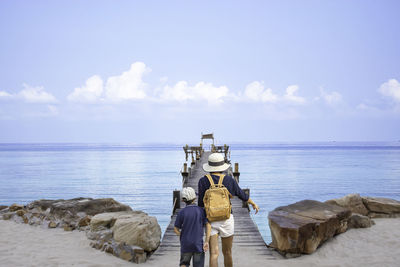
[90,211,140,231]
[268,200,351,255]
[27,198,132,219]
[325,194,368,216]
[362,197,400,214]
[88,211,160,262]
[112,213,161,252]
[348,214,375,228]
[0,205,7,211]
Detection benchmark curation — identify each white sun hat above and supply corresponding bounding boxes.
[202,153,230,173]
[181,187,196,201]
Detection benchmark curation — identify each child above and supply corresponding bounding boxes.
[174,187,208,267]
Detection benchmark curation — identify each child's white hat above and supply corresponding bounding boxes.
[182,187,196,201]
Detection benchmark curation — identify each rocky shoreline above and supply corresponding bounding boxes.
[268,194,400,257]
[0,198,161,264]
[1,194,399,264]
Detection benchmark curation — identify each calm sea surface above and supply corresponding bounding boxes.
[1,142,399,243]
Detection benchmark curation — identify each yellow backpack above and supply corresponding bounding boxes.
[203,174,232,222]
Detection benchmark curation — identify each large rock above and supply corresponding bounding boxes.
[268,200,351,255]
[27,198,132,218]
[325,194,368,216]
[90,211,143,231]
[112,213,161,252]
[88,211,161,262]
[362,197,400,214]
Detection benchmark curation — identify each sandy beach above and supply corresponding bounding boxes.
[1,218,399,267]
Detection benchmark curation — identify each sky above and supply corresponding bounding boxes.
[0,0,399,143]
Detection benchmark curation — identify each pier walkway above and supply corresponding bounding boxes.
[148,150,278,265]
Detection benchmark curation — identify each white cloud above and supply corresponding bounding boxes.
[379,79,400,102]
[18,84,57,103]
[283,85,306,104]
[160,81,229,104]
[67,75,104,103]
[244,81,278,103]
[105,62,150,101]
[0,91,13,98]
[320,89,343,105]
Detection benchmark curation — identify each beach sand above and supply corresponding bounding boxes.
[0,218,399,267]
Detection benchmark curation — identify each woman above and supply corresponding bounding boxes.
[198,153,259,267]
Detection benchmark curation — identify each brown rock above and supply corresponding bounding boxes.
[78,215,92,227]
[362,197,400,214]
[268,200,351,255]
[16,209,26,216]
[23,215,28,224]
[63,224,74,231]
[119,250,133,261]
[48,221,57,228]
[9,204,24,212]
[325,194,369,216]
[348,214,375,228]
[0,205,7,211]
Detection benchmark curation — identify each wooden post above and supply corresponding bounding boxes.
[233,162,240,183]
[184,144,189,161]
[173,190,181,214]
[242,188,250,210]
[181,163,189,185]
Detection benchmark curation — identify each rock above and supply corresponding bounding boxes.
[119,249,133,261]
[90,211,137,231]
[78,215,92,227]
[325,194,369,216]
[9,204,24,212]
[0,205,7,211]
[16,209,26,216]
[362,197,400,214]
[112,213,161,252]
[348,214,375,228]
[268,200,351,255]
[27,198,132,221]
[48,221,57,228]
[86,229,113,241]
[63,224,75,231]
[2,212,15,220]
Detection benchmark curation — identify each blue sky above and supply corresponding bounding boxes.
[0,0,399,143]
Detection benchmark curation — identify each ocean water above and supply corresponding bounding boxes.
[1,142,399,243]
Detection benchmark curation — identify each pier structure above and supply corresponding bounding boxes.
[150,140,277,262]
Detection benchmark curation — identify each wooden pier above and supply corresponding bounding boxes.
[149,139,278,264]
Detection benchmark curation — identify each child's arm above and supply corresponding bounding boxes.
[203,222,211,252]
[174,226,181,236]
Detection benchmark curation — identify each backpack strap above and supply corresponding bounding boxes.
[216,174,225,186]
[206,174,215,187]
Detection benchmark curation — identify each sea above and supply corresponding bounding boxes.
[1,142,399,243]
